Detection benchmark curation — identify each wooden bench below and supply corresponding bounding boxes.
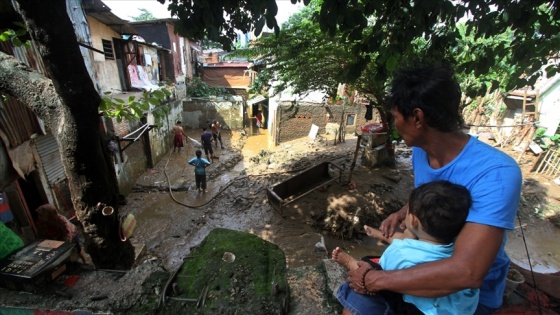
[266,162,343,215]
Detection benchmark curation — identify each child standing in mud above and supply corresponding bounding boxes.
[188,149,211,193]
[333,180,478,315]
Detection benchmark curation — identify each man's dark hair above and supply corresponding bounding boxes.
[386,64,463,132]
[176,120,182,125]
[195,150,202,157]
[202,127,207,131]
[408,180,471,243]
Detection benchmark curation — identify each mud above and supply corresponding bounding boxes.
[1,130,559,314]
[125,129,560,297]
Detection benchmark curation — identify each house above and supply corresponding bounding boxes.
[267,87,371,146]
[202,62,255,93]
[81,0,172,92]
[129,19,200,83]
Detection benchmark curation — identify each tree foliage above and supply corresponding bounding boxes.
[100,86,172,126]
[169,0,557,93]
[313,0,559,90]
[236,0,557,104]
[129,8,156,21]
[164,0,285,50]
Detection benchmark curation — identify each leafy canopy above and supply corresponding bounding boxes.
[163,0,295,50]
[129,8,157,21]
[164,0,558,91]
[100,86,172,127]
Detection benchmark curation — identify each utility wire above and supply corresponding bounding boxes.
[516,212,543,315]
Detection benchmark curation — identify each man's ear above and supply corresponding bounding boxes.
[412,108,425,128]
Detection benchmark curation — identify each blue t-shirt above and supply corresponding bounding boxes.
[380,239,479,315]
[188,157,211,175]
[412,136,522,308]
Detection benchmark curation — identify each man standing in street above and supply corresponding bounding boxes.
[172,121,187,153]
[211,120,225,149]
[201,126,214,162]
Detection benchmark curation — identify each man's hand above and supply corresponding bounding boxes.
[347,261,376,295]
[379,204,408,238]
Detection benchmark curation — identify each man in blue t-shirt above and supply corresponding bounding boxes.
[339,64,522,314]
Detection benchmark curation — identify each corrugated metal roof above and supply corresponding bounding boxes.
[82,0,137,35]
[0,96,42,148]
[203,62,253,68]
[35,134,65,184]
[247,95,267,105]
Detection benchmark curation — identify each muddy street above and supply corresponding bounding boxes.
[122,129,560,276]
[1,129,559,314]
[121,129,407,272]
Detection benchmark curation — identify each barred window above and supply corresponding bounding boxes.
[102,39,114,60]
[346,114,356,126]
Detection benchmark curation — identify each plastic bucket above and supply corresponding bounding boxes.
[504,268,524,298]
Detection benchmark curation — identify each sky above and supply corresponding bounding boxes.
[103,0,304,26]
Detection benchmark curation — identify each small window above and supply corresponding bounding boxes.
[102,39,114,60]
[346,114,356,126]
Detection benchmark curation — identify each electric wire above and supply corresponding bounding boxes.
[516,212,543,314]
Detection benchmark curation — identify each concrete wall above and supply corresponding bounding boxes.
[182,97,244,130]
[149,100,184,163]
[276,102,373,143]
[87,16,122,93]
[110,99,184,195]
[539,76,560,136]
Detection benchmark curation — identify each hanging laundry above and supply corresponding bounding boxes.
[144,53,152,66]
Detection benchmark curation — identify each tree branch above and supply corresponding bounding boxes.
[0,50,61,128]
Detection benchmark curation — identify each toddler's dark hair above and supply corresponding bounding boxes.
[408,180,471,243]
[195,150,202,157]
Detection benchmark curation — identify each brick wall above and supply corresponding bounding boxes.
[276,102,380,143]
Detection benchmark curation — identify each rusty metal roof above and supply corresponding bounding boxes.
[82,0,137,35]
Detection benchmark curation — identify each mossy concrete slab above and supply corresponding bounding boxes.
[162,228,289,314]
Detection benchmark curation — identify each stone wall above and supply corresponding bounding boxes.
[182,97,244,130]
[276,102,377,143]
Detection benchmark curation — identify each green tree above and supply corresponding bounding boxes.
[170,0,558,92]
[313,0,559,90]
[235,0,527,147]
[129,8,156,21]
[168,0,284,51]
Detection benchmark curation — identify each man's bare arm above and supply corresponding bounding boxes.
[349,222,504,297]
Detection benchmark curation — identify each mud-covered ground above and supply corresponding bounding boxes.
[1,129,559,314]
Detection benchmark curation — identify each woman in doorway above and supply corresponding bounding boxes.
[255,110,263,128]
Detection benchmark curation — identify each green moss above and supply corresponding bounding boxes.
[167,228,289,314]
